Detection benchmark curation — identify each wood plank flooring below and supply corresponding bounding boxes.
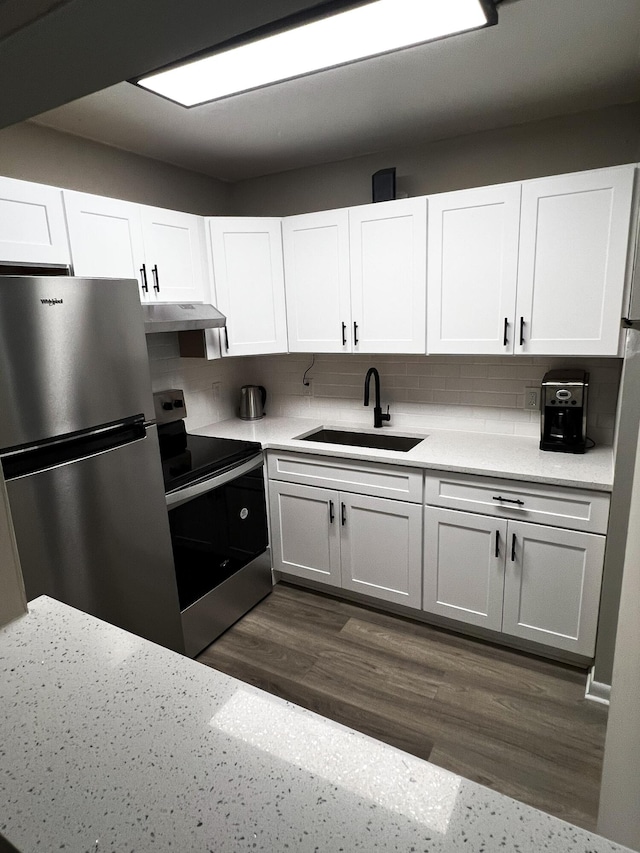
[196,582,608,831]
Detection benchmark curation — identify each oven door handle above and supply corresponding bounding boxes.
[165,453,263,509]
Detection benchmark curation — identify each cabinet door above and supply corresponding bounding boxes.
[209,217,288,356]
[427,184,520,354]
[268,481,341,587]
[283,209,351,353]
[515,165,634,356]
[340,493,422,608]
[502,520,605,656]
[0,177,69,265]
[349,198,427,354]
[63,191,147,298]
[423,507,507,631]
[140,206,207,302]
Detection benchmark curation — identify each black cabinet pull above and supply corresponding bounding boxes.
[353,322,359,346]
[341,322,347,346]
[492,495,524,506]
[341,502,346,526]
[140,264,149,293]
[519,316,525,346]
[495,530,500,558]
[511,533,517,562]
[503,317,508,346]
[223,326,230,351]
[152,264,160,293]
[329,500,335,524]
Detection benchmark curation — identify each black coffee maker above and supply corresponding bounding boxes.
[540,369,589,453]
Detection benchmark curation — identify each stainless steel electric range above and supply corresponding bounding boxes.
[155,390,272,657]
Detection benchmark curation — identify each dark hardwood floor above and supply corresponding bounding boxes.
[197,582,608,831]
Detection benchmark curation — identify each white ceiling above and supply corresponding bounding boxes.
[31,0,640,183]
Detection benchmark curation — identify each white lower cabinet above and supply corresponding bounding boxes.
[502,519,605,656]
[424,508,506,632]
[423,505,606,657]
[340,493,422,607]
[269,481,341,587]
[268,457,423,609]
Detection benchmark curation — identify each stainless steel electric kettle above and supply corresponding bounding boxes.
[239,385,267,420]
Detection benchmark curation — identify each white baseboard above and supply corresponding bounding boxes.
[585,666,611,705]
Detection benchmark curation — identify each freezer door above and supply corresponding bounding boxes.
[4,425,184,654]
[0,277,154,449]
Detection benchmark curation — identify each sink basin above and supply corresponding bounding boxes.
[299,428,425,452]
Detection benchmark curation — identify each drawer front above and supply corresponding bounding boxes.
[267,451,423,503]
[424,472,609,534]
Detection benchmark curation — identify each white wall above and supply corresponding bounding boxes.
[0,474,27,628]
[231,102,640,217]
[0,122,233,215]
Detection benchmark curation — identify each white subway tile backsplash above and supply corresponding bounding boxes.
[145,344,622,446]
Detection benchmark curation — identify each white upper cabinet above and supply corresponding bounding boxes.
[427,183,521,354]
[515,165,635,356]
[0,177,70,266]
[209,217,288,357]
[349,198,427,353]
[139,206,207,303]
[283,209,352,353]
[63,192,146,291]
[64,191,208,303]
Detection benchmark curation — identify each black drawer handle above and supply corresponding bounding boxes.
[140,263,149,293]
[492,495,524,506]
[511,532,517,562]
[342,322,347,346]
[519,316,525,346]
[341,502,346,526]
[353,322,359,346]
[495,530,500,558]
[503,317,508,346]
[152,264,160,293]
[224,326,229,351]
[329,500,335,524]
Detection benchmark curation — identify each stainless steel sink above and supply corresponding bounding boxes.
[299,428,425,452]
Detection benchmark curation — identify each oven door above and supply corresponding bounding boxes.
[166,454,272,656]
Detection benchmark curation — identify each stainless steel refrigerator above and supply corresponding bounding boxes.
[0,276,184,653]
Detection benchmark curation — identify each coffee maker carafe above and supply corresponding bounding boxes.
[540,370,589,453]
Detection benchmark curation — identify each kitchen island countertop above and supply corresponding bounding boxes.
[194,416,614,491]
[0,596,631,853]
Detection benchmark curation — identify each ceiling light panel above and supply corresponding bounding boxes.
[136,0,496,107]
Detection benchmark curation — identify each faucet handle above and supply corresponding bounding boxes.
[382,404,391,423]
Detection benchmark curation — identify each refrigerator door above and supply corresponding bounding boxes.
[0,277,155,449]
[4,425,184,653]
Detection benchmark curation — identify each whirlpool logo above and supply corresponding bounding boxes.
[40,298,64,305]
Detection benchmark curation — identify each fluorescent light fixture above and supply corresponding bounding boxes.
[135,0,497,107]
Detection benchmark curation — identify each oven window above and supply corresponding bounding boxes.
[168,467,268,611]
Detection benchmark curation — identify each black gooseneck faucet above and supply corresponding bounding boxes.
[364,367,391,428]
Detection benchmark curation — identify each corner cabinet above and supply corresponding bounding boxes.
[426,165,635,356]
[0,177,70,266]
[208,217,288,357]
[63,190,208,303]
[423,472,610,657]
[282,198,427,354]
[267,452,423,609]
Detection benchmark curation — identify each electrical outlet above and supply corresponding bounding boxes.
[524,387,540,410]
[211,381,221,403]
[302,379,313,396]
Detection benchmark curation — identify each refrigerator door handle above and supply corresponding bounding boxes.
[1,417,147,480]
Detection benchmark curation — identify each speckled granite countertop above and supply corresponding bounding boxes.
[193,416,614,491]
[0,597,630,853]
